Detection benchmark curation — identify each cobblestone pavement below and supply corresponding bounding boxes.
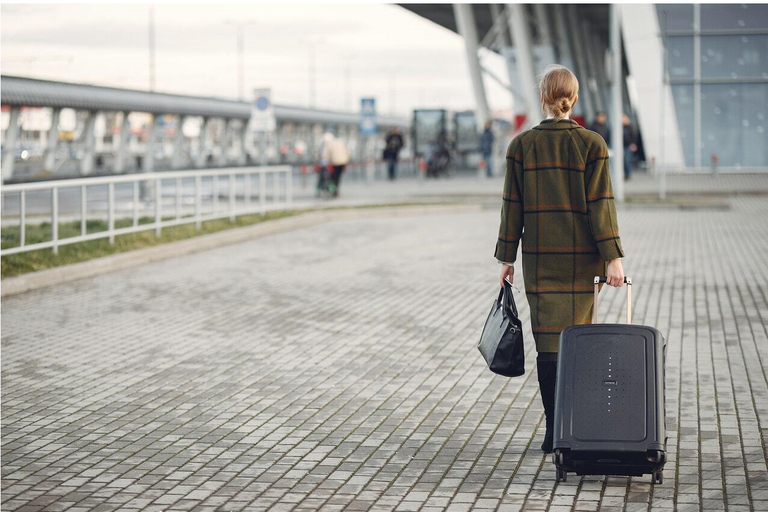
[3,194,768,511]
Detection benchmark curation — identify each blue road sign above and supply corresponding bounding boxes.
[360,97,377,135]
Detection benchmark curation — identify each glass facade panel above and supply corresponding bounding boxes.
[667,36,694,79]
[671,85,695,167]
[656,4,694,32]
[701,84,768,168]
[701,35,768,79]
[701,4,768,30]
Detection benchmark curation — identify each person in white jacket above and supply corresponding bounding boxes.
[322,132,350,198]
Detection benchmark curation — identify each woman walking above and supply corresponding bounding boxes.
[495,64,625,453]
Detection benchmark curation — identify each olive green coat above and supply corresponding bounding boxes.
[495,118,625,353]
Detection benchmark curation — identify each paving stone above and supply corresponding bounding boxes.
[3,193,768,511]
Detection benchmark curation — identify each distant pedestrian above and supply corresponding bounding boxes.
[322,133,350,198]
[588,111,610,143]
[480,121,495,177]
[622,113,639,180]
[384,127,404,180]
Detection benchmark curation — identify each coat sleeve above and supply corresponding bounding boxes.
[494,137,524,263]
[585,138,625,261]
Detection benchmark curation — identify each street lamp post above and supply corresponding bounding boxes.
[225,20,256,101]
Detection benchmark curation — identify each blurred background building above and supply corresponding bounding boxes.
[1,3,767,183]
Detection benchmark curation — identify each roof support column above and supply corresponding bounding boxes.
[196,117,209,168]
[238,121,248,166]
[43,107,61,172]
[609,4,625,202]
[171,115,187,170]
[114,112,131,174]
[565,5,595,122]
[506,4,540,130]
[581,19,605,113]
[80,110,97,176]
[144,114,158,173]
[218,118,233,167]
[551,5,580,117]
[453,4,490,130]
[2,106,20,182]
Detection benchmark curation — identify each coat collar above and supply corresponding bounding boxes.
[534,118,580,130]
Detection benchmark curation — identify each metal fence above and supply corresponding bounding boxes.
[0,166,292,256]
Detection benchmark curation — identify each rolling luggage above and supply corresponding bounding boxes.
[553,276,667,484]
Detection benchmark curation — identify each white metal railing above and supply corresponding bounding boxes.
[0,166,293,256]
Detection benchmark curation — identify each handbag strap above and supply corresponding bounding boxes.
[501,280,519,318]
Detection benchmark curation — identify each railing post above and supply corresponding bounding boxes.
[80,185,87,237]
[51,187,59,254]
[259,170,266,215]
[195,174,202,230]
[20,190,26,247]
[155,177,162,237]
[133,181,139,227]
[286,167,293,209]
[175,176,182,221]
[108,182,115,244]
[229,173,235,222]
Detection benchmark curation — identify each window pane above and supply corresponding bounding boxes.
[701,4,768,30]
[701,84,768,168]
[666,36,694,79]
[671,85,694,167]
[701,35,768,79]
[656,4,693,32]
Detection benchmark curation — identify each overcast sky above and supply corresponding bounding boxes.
[1,3,513,117]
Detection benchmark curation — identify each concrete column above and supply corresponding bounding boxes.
[550,5,580,117]
[80,110,97,176]
[533,4,552,44]
[2,106,21,181]
[489,4,511,47]
[565,5,595,122]
[610,4,625,202]
[114,111,131,174]
[581,20,604,113]
[453,4,490,129]
[43,107,61,172]
[507,4,541,130]
[693,4,701,170]
[144,114,157,173]
[238,121,248,166]
[218,118,233,166]
[171,114,187,169]
[196,117,209,168]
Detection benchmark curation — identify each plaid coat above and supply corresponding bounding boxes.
[495,118,625,353]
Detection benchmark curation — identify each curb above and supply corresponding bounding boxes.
[1,203,482,298]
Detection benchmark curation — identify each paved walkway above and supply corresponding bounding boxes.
[2,191,768,511]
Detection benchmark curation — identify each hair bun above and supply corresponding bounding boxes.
[559,98,571,113]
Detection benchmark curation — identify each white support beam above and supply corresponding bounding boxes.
[171,114,187,169]
[507,4,540,130]
[2,106,21,181]
[610,4,625,202]
[565,5,596,122]
[43,108,61,172]
[80,110,97,176]
[238,121,248,166]
[453,4,490,130]
[218,119,233,167]
[145,114,158,173]
[196,117,210,168]
[114,112,131,174]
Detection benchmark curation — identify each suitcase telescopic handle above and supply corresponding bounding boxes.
[592,276,632,324]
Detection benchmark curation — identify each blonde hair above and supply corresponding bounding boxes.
[538,64,579,120]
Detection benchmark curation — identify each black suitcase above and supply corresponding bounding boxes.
[553,276,667,484]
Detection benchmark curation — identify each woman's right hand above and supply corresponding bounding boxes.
[606,259,624,287]
[500,264,514,287]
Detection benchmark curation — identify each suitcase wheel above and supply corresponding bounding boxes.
[653,470,663,485]
[556,467,567,483]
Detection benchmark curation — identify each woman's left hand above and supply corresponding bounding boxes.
[500,264,515,287]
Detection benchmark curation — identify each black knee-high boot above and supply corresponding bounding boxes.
[537,352,558,453]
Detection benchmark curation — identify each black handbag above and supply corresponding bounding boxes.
[477,280,525,377]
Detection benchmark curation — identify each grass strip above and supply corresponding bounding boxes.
[1,201,452,279]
